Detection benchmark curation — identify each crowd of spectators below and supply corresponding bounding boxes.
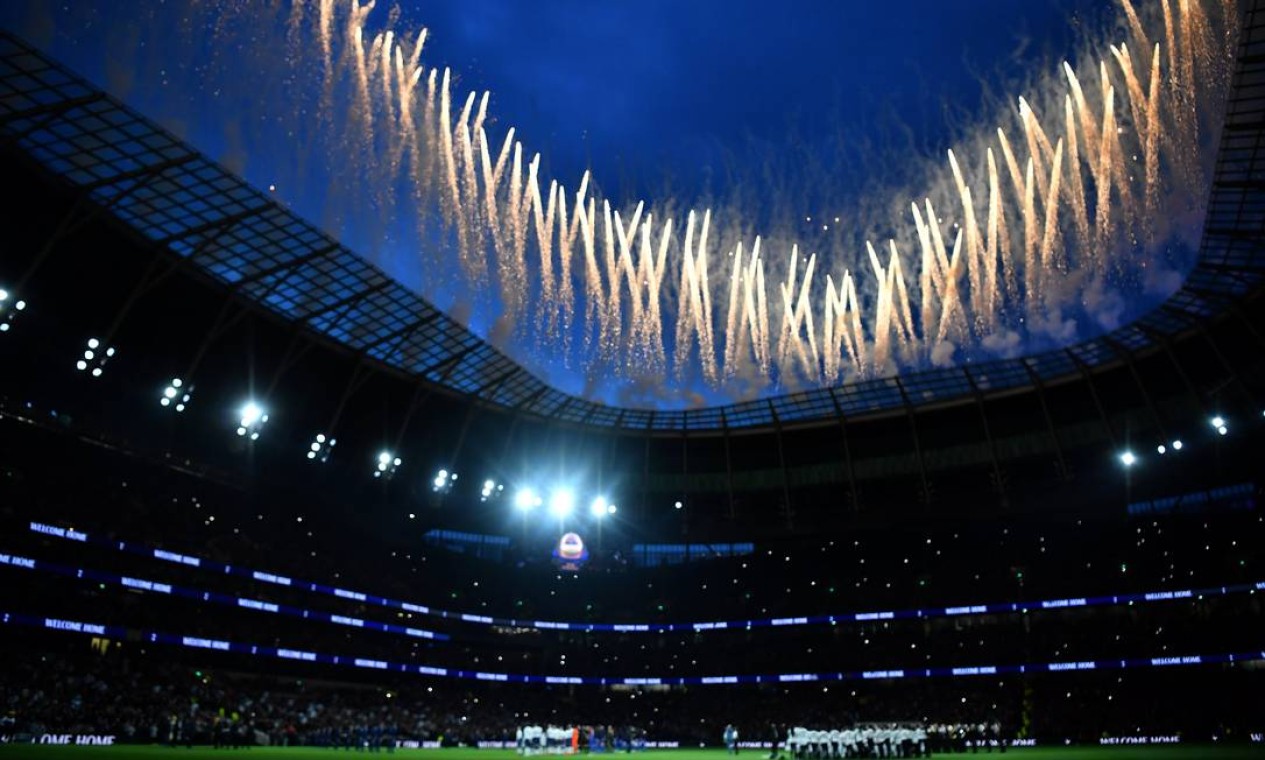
[1,396,1262,748]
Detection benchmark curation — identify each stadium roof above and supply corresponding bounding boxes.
[1,15,1263,436]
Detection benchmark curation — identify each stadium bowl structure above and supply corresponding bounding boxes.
[0,6,1264,534]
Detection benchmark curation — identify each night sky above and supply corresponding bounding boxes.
[0,0,1204,408]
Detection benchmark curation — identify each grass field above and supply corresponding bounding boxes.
[0,748,1261,760]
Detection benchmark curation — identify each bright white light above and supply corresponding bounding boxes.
[160,397,171,407]
[0,324,8,332]
[590,496,608,517]
[164,387,177,399]
[0,289,7,301]
[378,452,392,464]
[1218,425,1228,436]
[484,480,495,491]
[1172,440,1183,450]
[75,360,87,371]
[311,442,321,452]
[549,489,575,518]
[172,378,182,388]
[13,301,23,311]
[1119,451,1137,467]
[514,488,539,511]
[438,469,448,479]
[607,504,617,515]
[1156,444,1167,455]
[90,367,102,378]
[87,338,99,350]
[316,433,326,443]
[239,402,265,428]
[1211,416,1226,429]
[674,500,683,510]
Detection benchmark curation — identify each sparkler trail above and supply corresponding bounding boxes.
[126,0,1243,403]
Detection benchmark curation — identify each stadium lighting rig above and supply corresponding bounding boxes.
[547,488,576,519]
[432,469,458,493]
[0,288,26,333]
[159,378,192,412]
[374,450,401,479]
[1210,416,1228,435]
[235,401,269,440]
[74,337,116,377]
[513,488,542,511]
[480,479,503,502]
[307,433,336,462]
[1118,451,1137,467]
[590,496,617,517]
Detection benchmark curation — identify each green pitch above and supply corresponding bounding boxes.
[0,748,1261,760]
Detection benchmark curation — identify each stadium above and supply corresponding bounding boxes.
[0,0,1263,758]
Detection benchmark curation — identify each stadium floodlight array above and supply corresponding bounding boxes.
[30,522,1265,636]
[1119,451,1137,467]
[548,489,575,519]
[432,469,458,493]
[74,337,116,378]
[3,606,1258,687]
[514,488,542,511]
[308,433,336,462]
[590,497,617,518]
[0,287,26,333]
[1211,416,1228,435]
[0,548,447,642]
[236,401,269,440]
[374,450,401,479]
[159,378,192,412]
[480,479,503,502]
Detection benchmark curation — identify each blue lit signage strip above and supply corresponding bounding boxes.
[29,522,1265,634]
[0,548,446,642]
[0,606,1259,685]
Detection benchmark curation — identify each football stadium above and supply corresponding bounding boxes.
[0,0,1263,757]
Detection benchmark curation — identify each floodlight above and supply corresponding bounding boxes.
[77,338,117,376]
[1156,444,1166,455]
[674,500,683,510]
[1171,440,1183,451]
[160,378,192,411]
[590,496,608,518]
[374,450,400,478]
[236,401,269,438]
[607,504,617,515]
[514,488,540,511]
[240,402,264,427]
[307,433,336,462]
[548,489,575,518]
[0,289,24,334]
[1118,451,1137,467]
